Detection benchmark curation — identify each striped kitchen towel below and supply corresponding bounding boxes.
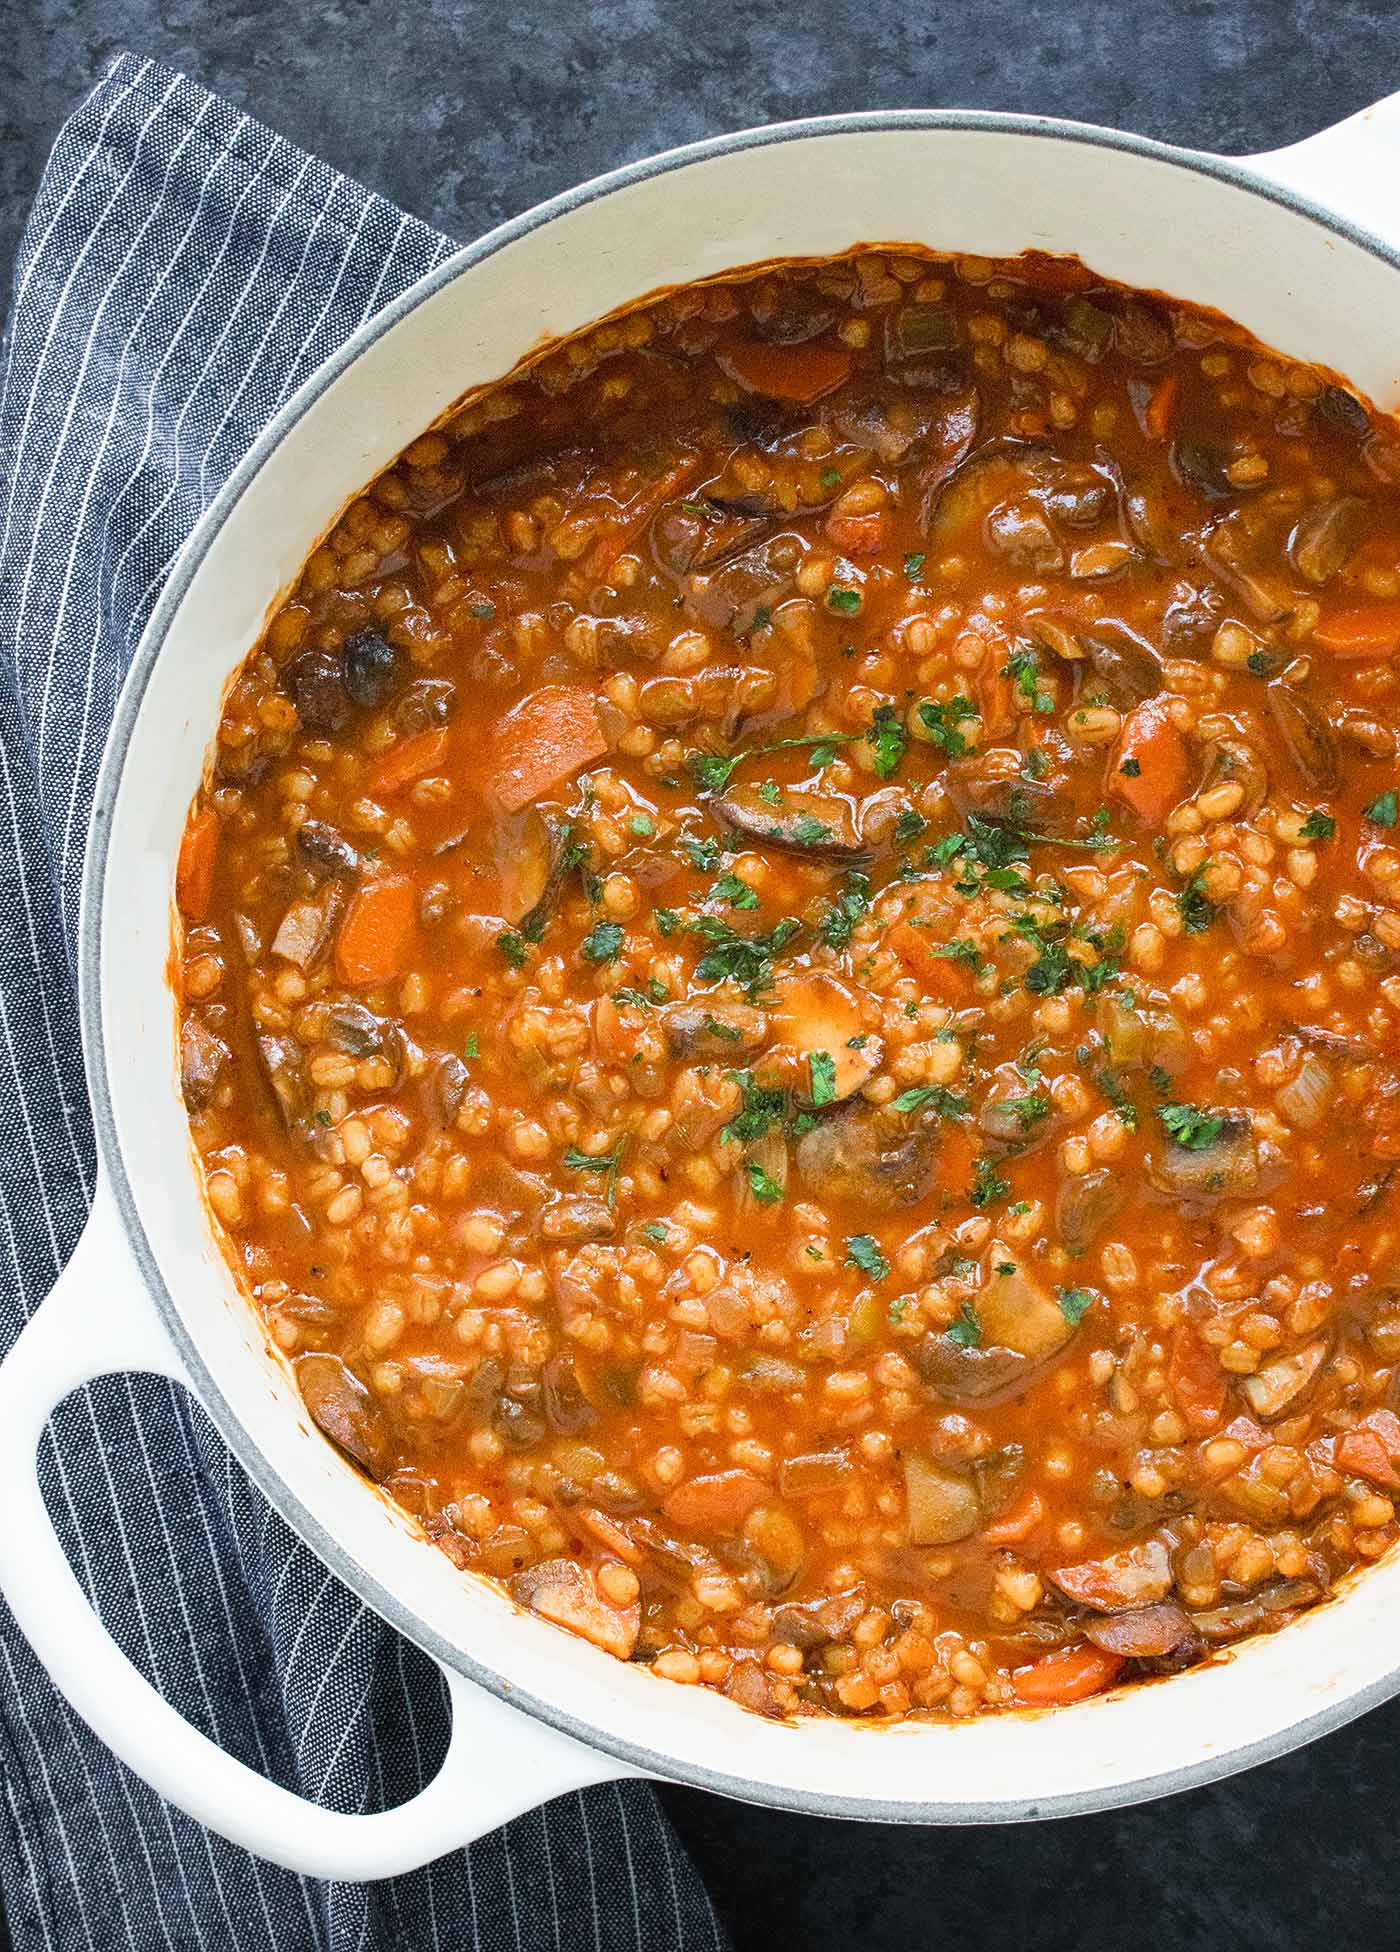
[0,52,729,1952]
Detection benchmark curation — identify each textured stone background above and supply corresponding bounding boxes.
[3,2,1400,1947]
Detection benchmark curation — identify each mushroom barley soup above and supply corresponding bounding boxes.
[176,248,1400,1721]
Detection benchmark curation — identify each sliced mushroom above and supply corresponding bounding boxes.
[1081,1603,1199,1660]
[255,1032,309,1135]
[978,1263,1077,1361]
[795,1104,938,1210]
[324,1002,400,1061]
[1240,1340,1329,1420]
[285,647,352,733]
[1286,494,1372,585]
[662,1001,768,1058]
[508,810,571,936]
[343,629,399,708]
[1151,1112,1260,1200]
[432,1052,469,1124]
[1056,1167,1125,1254]
[295,1353,391,1476]
[542,1355,597,1435]
[767,971,882,1104]
[914,1334,1031,1405]
[722,1659,783,1718]
[685,536,796,636]
[270,882,345,970]
[179,1018,228,1113]
[1267,684,1338,789]
[295,819,359,879]
[713,783,867,863]
[1202,511,1293,624]
[903,1455,981,1545]
[985,499,1064,573]
[1043,468,1113,529]
[1171,440,1234,501]
[540,1195,616,1244]
[926,438,1048,550]
[509,1557,639,1659]
[1080,629,1162,705]
[1050,1538,1173,1611]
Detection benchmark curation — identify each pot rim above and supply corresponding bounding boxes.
[82,105,1400,1824]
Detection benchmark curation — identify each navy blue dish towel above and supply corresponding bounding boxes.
[0,52,729,1952]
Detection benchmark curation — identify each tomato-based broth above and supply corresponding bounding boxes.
[175,248,1400,1721]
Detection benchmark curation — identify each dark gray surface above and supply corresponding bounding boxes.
[3,2,1399,1948]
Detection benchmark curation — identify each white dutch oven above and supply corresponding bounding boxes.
[2,96,1400,1883]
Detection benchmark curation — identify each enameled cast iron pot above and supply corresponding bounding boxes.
[3,97,1400,1882]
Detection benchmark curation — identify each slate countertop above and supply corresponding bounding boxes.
[4,2,1399,1946]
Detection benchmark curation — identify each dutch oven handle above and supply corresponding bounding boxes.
[1245,92,1400,244]
[0,1177,642,1881]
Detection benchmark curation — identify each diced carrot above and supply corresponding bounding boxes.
[1169,1325,1227,1432]
[717,338,853,405]
[887,921,973,1001]
[176,807,220,923]
[578,455,701,584]
[369,724,449,795]
[1313,600,1400,659]
[488,686,607,813]
[1144,370,1180,442]
[982,1490,1045,1545]
[1012,1644,1123,1707]
[1109,696,1190,825]
[335,875,420,987]
[576,1507,644,1567]
[662,1470,765,1534]
[1336,1428,1400,1488]
[1220,1414,1268,1452]
[824,510,887,555]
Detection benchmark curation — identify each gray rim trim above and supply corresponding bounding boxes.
[82,105,1400,1827]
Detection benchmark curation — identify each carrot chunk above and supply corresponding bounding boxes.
[1169,1325,1228,1432]
[335,875,420,987]
[1012,1644,1124,1707]
[488,686,607,813]
[717,338,853,404]
[1313,600,1400,659]
[370,724,449,795]
[579,455,701,584]
[1109,696,1190,824]
[1336,1428,1400,1488]
[982,1491,1045,1545]
[176,807,220,923]
[662,1470,765,1534]
[887,921,973,1001]
[824,509,887,555]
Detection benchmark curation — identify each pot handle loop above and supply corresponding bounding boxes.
[0,1179,641,1881]
[1246,93,1400,248]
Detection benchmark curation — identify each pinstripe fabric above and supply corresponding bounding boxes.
[0,53,729,1952]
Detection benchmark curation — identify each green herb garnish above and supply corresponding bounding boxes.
[1058,1286,1095,1327]
[945,1301,982,1348]
[845,1234,890,1283]
[1158,1103,1225,1150]
[745,1159,785,1204]
[581,921,625,965]
[809,1050,837,1107]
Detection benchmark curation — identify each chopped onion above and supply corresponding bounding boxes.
[1276,1051,1333,1130]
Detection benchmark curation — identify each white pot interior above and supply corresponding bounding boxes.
[93,116,1400,1818]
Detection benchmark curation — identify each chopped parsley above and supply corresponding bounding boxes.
[744,1159,785,1204]
[468,599,496,620]
[689,914,801,999]
[684,731,852,797]
[614,979,669,1007]
[628,812,655,838]
[1175,867,1216,935]
[934,937,987,974]
[970,1156,1010,1207]
[1158,1103,1225,1151]
[314,1109,332,1126]
[792,814,832,846]
[713,870,759,912]
[496,929,529,969]
[580,921,625,965]
[563,1138,625,1207]
[845,1234,890,1283]
[903,551,926,580]
[1000,1090,1050,1130]
[682,835,723,872]
[1366,790,1398,828]
[1118,756,1141,778]
[686,750,738,795]
[1299,811,1336,842]
[918,693,979,760]
[756,780,782,807]
[820,466,843,488]
[640,1221,669,1246]
[1058,1286,1095,1327]
[808,1050,837,1107]
[891,1085,969,1118]
[826,585,862,614]
[945,1301,982,1348]
[1092,1065,1138,1130]
[464,1033,480,1060]
[818,871,872,950]
[894,808,927,846]
[655,908,681,937]
[1004,646,1054,714]
[722,1071,790,1145]
[869,703,908,779]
